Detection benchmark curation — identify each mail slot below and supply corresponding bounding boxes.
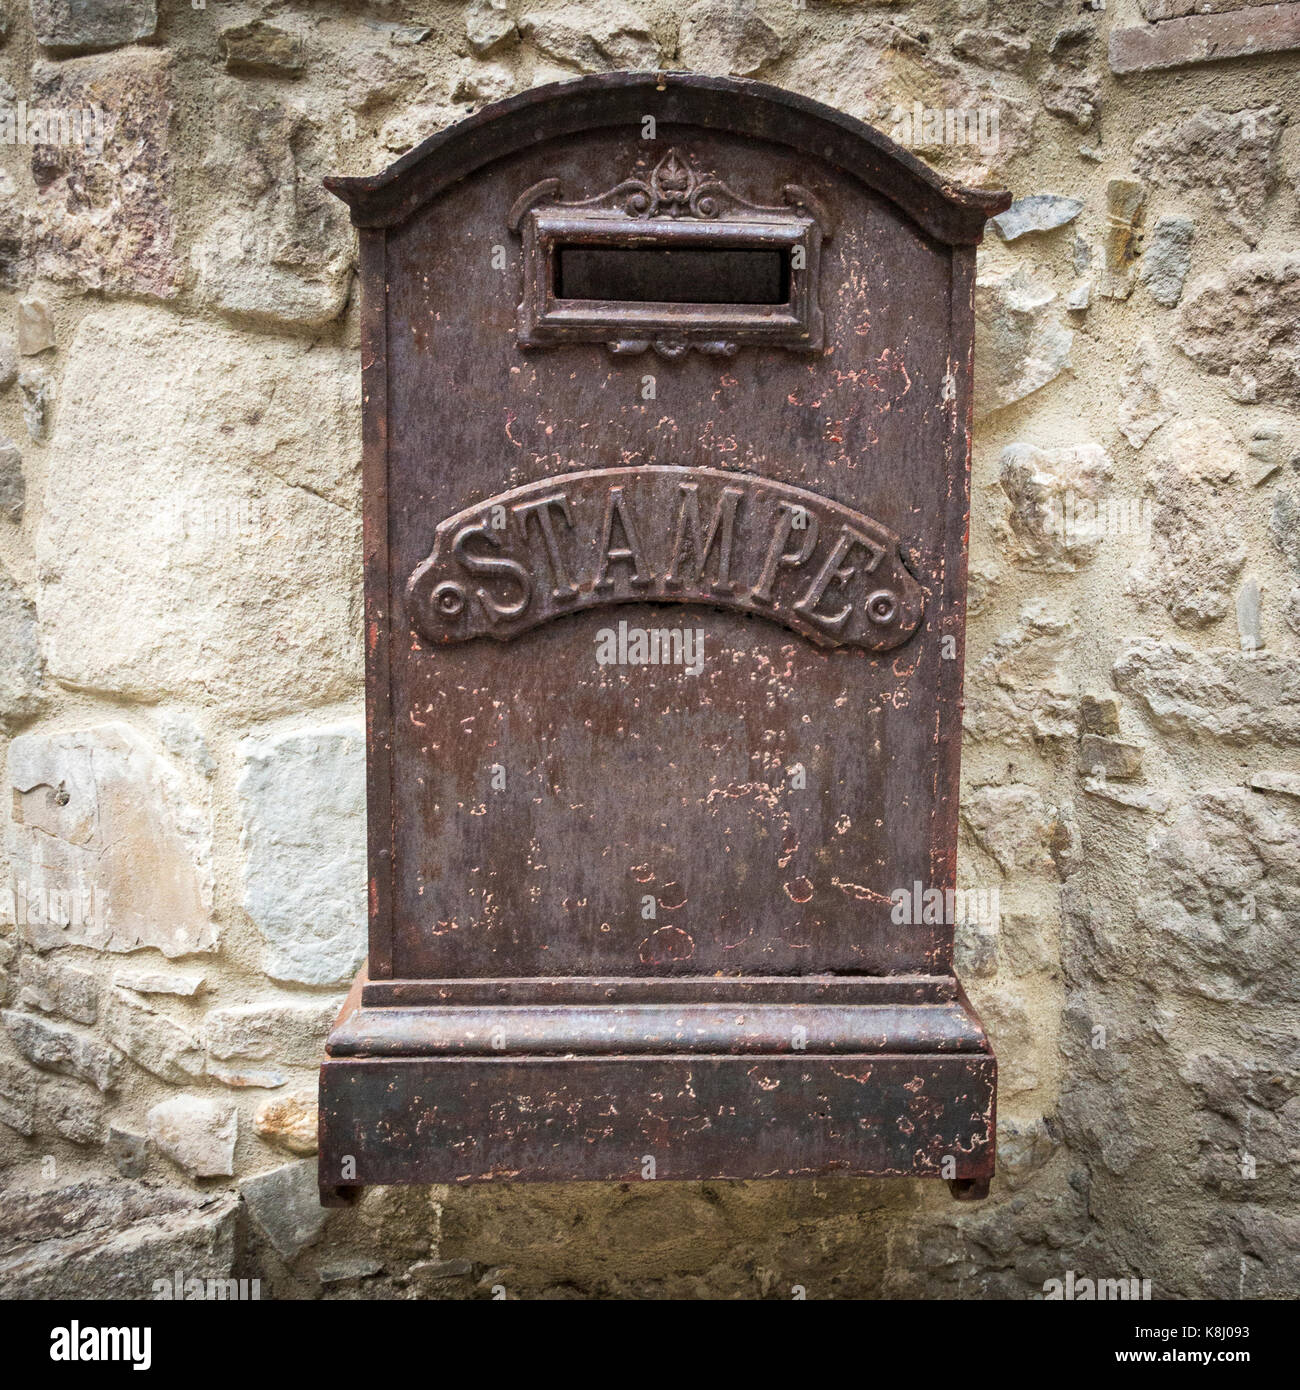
[555,246,788,304]
[318,72,1011,1205]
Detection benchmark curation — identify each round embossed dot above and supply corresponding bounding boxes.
[433,582,465,617]
[866,590,898,624]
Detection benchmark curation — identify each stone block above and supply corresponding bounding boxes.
[0,1181,237,1298]
[30,0,157,53]
[28,49,179,299]
[237,723,366,986]
[1,1010,120,1091]
[7,723,215,957]
[146,1095,237,1179]
[1111,5,1300,74]
[35,305,361,714]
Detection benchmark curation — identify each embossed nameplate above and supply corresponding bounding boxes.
[406,467,924,650]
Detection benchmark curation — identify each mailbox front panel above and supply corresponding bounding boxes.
[381,130,961,982]
[321,74,1007,1202]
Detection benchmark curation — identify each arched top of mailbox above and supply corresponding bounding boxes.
[326,71,1010,247]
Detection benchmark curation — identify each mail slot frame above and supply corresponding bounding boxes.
[517,207,824,349]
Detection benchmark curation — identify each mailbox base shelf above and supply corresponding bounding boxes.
[318,969,995,1205]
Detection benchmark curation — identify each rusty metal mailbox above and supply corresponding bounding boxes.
[318,73,1010,1205]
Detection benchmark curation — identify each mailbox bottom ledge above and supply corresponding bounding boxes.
[317,1051,995,1204]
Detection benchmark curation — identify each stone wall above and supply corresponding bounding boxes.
[1,0,1297,1299]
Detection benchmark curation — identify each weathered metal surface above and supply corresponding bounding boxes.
[318,72,1009,1206]
[361,972,956,1006]
[319,1054,996,1189]
[328,1002,987,1055]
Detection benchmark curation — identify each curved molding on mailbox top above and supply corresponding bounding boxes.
[325,71,1011,245]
